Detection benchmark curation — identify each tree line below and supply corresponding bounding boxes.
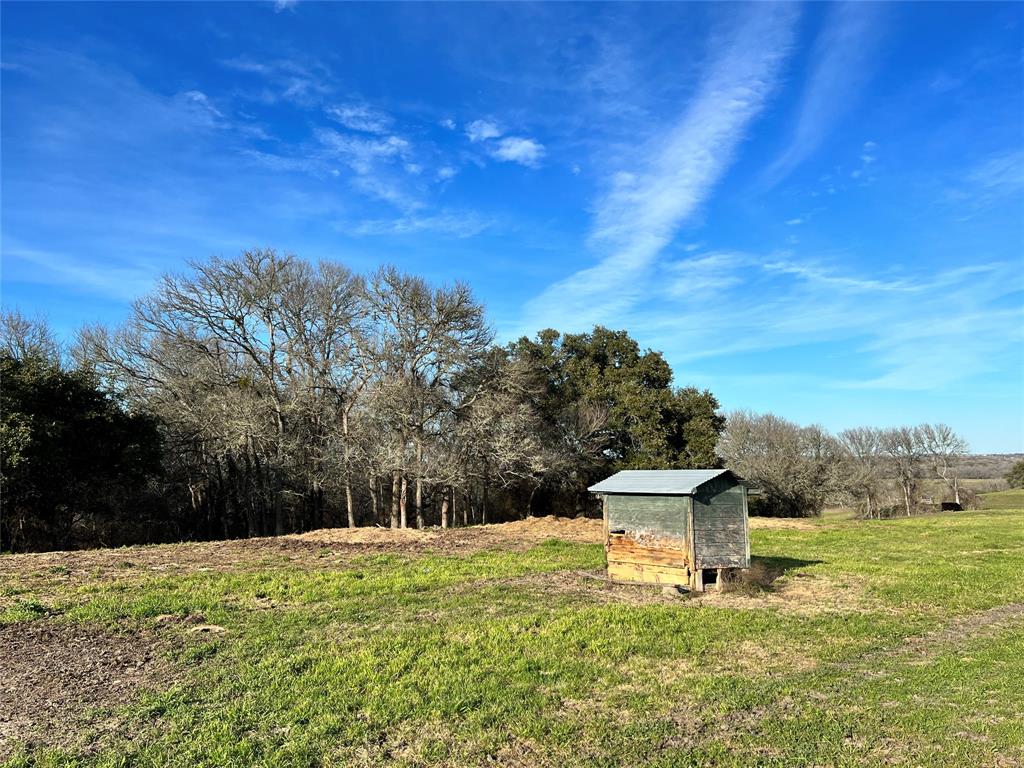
[1,249,723,552]
[718,411,972,518]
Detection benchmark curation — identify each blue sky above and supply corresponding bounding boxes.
[2,2,1023,451]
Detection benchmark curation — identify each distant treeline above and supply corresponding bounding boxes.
[0,250,723,552]
[718,412,976,518]
[1,249,985,552]
[957,453,1024,480]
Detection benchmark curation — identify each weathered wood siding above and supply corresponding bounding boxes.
[606,494,689,542]
[692,476,749,568]
[605,494,691,586]
[605,533,690,585]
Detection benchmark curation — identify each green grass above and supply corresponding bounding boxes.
[982,487,1024,510]
[2,510,1023,767]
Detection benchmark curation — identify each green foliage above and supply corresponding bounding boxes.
[1005,459,1024,489]
[0,354,163,552]
[509,327,724,511]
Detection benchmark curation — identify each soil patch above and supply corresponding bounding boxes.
[293,515,603,552]
[471,566,875,616]
[0,622,177,759]
[883,602,1024,664]
[747,517,823,531]
[0,517,603,587]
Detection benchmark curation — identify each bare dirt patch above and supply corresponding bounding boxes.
[0,622,178,759]
[469,563,874,616]
[747,517,823,531]
[888,603,1024,663]
[0,516,604,614]
[294,514,603,551]
[0,516,603,584]
[698,571,876,614]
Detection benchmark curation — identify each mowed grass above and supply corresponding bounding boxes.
[3,503,1024,767]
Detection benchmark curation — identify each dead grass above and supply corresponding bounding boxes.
[700,570,877,615]
[295,515,603,549]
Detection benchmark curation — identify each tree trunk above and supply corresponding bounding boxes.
[440,487,450,529]
[390,471,400,529]
[461,489,468,527]
[345,482,356,528]
[400,475,408,529]
[342,407,356,528]
[481,466,489,525]
[370,477,379,526]
[414,440,424,530]
[902,479,912,517]
[526,485,538,520]
[953,477,961,505]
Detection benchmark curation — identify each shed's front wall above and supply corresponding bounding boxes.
[692,476,749,568]
[604,493,691,586]
[606,493,690,542]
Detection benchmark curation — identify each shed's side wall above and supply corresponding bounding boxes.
[692,477,749,568]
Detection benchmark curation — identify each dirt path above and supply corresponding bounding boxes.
[867,602,1024,667]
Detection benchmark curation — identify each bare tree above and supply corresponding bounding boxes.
[363,266,492,528]
[837,427,885,518]
[880,426,924,517]
[1,309,61,363]
[718,411,841,517]
[919,423,969,506]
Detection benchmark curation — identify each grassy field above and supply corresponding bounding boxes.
[1,500,1022,767]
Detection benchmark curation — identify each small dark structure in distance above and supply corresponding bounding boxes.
[588,469,750,592]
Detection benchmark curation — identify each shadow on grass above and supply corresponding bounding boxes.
[719,556,822,595]
[751,555,823,583]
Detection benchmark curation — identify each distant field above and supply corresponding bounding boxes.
[982,488,1024,510]
[1,509,1022,767]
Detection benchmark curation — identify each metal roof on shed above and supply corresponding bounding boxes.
[587,469,733,495]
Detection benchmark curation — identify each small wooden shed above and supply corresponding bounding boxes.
[588,469,750,591]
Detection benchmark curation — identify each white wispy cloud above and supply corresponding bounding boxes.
[762,257,918,294]
[491,136,545,167]
[179,90,223,119]
[860,140,878,165]
[623,252,1024,392]
[761,2,884,189]
[465,119,502,142]
[439,118,456,130]
[316,129,411,174]
[966,149,1024,195]
[220,56,329,107]
[523,4,799,329]
[273,0,298,11]
[943,148,1024,213]
[326,103,393,134]
[3,243,160,300]
[662,252,746,296]
[352,211,494,239]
